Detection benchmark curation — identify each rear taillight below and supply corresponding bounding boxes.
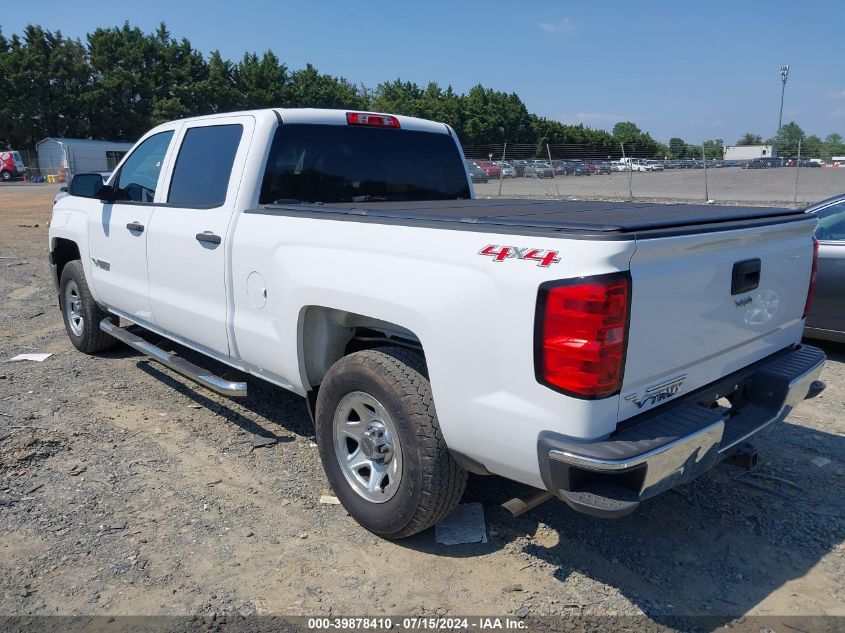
[346,112,400,128]
[535,272,631,399]
[803,238,819,318]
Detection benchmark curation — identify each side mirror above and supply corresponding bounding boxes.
[69,173,114,202]
[59,186,67,193]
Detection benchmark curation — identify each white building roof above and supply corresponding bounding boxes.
[36,137,134,150]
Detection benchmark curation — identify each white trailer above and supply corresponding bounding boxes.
[724,145,776,161]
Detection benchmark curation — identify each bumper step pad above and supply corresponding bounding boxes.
[539,344,826,518]
[560,484,640,519]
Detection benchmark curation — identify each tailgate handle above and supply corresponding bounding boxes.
[731,258,761,295]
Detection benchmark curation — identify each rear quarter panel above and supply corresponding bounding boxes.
[230,215,635,487]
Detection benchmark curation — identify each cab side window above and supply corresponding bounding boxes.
[114,131,174,203]
[168,124,244,207]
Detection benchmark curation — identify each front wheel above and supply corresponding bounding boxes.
[315,347,467,539]
[59,260,117,354]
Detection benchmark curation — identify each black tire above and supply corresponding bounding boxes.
[59,260,117,354]
[315,347,467,539]
[1,171,10,182]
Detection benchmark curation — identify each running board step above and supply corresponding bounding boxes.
[99,319,247,397]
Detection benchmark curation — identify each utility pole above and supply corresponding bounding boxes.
[777,65,789,133]
[497,142,507,197]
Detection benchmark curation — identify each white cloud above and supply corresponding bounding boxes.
[539,18,576,34]
[827,89,845,99]
[832,108,845,118]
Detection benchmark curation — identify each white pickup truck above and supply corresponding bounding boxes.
[48,108,826,538]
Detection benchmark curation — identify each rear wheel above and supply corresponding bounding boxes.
[1,171,10,182]
[315,347,467,539]
[59,260,117,354]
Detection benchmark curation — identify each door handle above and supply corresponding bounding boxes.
[126,222,145,233]
[195,232,222,245]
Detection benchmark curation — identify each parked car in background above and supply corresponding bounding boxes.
[786,159,820,168]
[803,194,845,342]
[621,158,652,172]
[743,157,783,169]
[466,162,489,183]
[645,160,664,172]
[510,159,528,176]
[585,160,611,174]
[550,160,569,175]
[0,150,26,181]
[54,187,68,205]
[566,160,590,176]
[477,161,502,179]
[494,161,516,178]
[551,160,589,176]
[524,162,554,178]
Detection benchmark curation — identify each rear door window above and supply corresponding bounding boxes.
[168,124,244,207]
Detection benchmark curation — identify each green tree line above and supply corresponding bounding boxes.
[2,23,842,160]
[0,22,667,155]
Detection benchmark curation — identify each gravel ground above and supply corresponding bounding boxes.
[474,166,845,205]
[1,185,843,628]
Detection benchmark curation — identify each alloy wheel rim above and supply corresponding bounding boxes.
[332,391,403,503]
[64,280,84,337]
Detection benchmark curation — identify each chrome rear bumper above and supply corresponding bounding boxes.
[537,345,826,518]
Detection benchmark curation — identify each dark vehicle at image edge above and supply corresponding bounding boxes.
[804,193,845,342]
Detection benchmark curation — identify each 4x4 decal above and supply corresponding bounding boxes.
[479,244,561,268]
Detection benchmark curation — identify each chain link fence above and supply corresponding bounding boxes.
[7,138,845,207]
[463,142,845,207]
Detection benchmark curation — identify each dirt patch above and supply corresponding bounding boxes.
[0,427,67,474]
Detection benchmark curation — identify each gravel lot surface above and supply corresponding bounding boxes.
[1,185,843,628]
[475,166,845,206]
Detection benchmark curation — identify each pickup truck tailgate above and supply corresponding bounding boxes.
[619,218,816,421]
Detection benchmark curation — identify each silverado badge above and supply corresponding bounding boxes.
[625,375,687,409]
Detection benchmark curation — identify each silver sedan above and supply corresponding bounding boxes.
[804,193,845,343]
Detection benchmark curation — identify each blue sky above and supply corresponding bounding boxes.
[5,1,844,143]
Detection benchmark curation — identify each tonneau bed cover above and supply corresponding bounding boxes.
[251,199,807,238]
